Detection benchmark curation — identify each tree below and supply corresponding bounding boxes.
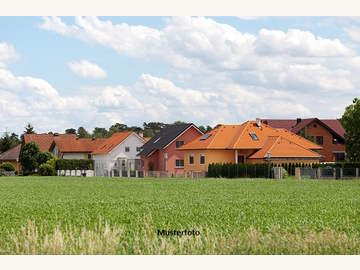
[24,123,35,134]
[341,98,360,161]
[173,120,186,125]
[65,128,76,134]
[143,122,166,137]
[77,127,90,138]
[92,127,108,138]
[0,132,20,153]
[19,142,40,175]
[109,123,128,135]
[36,152,54,167]
[198,125,213,134]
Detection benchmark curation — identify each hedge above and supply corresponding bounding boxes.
[207,163,274,178]
[55,159,94,170]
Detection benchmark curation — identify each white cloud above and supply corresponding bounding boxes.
[68,60,107,79]
[0,42,18,67]
[345,27,360,43]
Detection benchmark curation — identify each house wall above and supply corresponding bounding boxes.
[141,126,203,175]
[183,149,236,173]
[62,153,89,159]
[93,133,145,176]
[302,123,345,162]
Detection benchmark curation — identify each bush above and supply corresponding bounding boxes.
[282,167,289,178]
[37,152,54,166]
[0,162,15,172]
[39,163,55,176]
[55,159,94,171]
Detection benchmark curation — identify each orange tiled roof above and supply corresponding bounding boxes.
[54,136,106,153]
[180,121,322,153]
[92,131,134,154]
[23,133,75,152]
[248,136,321,159]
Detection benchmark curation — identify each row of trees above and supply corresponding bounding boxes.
[63,121,213,139]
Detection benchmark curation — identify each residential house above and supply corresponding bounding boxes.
[179,120,322,176]
[92,131,146,177]
[23,133,60,152]
[262,118,345,162]
[50,135,106,159]
[0,144,21,172]
[138,123,203,176]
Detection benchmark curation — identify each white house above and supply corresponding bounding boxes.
[92,131,146,177]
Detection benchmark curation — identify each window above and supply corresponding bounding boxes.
[87,153,91,159]
[316,136,323,145]
[200,155,205,165]
[313,124,317,128]
[335,152,345,161]
[189,154,194,165]
[249,132,259,141]
[125,147,130,152]
[175,159,184,167]
[136,146,142,152]
[176,141,184,148]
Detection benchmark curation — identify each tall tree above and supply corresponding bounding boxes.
[198,125,213,133]
[341,98,360,161]
[19,142,40,175]
[92,127,108,138]
[109,123,128,136]
[24,123,35,134]
[65,128,76,134]
[0,132,20,153]
[77,127,90,138]
[143,122,166,137]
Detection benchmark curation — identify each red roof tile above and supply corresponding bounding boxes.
[23,133,74,152]
[0,144,21,161]
[54,136,106,153]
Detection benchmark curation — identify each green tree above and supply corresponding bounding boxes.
[92,127,108,138]
[65,128,76,134]
[19,142,40,175]
[143,122,166,137]
[341,98,360,162]
[36,152,54,167]
[77,127,90,138]
[0,132,20,153]
[198,125,213,134]
[24,123,35,134]
[109,123,128,136]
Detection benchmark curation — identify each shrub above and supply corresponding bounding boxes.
[282,167,289,178]
[39,163,55,176]
[55,159,94,171]
[0,162,15,171]
[37,152,54,166]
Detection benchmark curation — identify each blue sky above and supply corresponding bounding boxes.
[1,16,360,134]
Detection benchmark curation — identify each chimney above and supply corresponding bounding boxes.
[296,118,301,124]
[256,118,262,128]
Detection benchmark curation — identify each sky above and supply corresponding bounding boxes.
[1,16,360,135]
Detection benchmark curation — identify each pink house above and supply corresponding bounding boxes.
[138,123,203,176]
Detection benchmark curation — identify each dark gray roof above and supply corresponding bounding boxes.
[138,123,197,157]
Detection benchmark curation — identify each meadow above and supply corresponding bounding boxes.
[0,176,360,254]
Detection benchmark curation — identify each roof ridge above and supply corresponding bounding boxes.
[229,121,250,149]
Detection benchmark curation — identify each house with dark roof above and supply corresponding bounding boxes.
[179,120,322,176]
[0,144,21,172]
[138,123,203,176]
[262,118,345,162]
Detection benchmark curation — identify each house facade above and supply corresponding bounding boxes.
[0,144,21,172]
[138,123,203,176]
[179,120,322,176]
[262,118,345,162]
[92,131,146,177]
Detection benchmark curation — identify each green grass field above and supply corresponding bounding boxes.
[1,176,360,254]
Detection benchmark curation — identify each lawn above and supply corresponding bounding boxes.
[0,176,360,254]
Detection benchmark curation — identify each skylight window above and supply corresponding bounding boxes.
[153,137,161,143]
[249,132,259,141]
[200,134,212,141]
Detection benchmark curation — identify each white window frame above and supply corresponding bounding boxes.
[175,159,184,168]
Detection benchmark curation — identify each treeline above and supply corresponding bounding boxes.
[63,121,213,139]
